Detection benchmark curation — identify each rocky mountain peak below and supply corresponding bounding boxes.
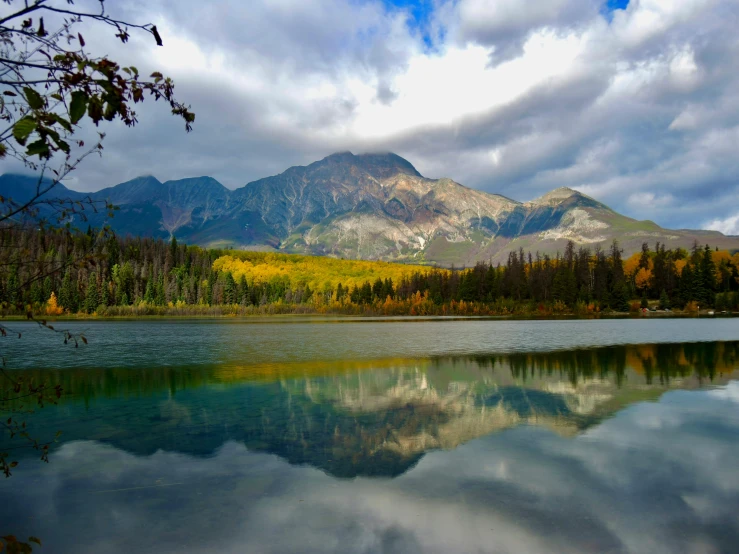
[355,152,422,179]
[317,151,422,181]
[527,186,602,209]
[4,150,739,265]
[94,175,164,205]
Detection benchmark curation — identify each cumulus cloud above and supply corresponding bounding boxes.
[4,0,739,231]
[705,212,739,236]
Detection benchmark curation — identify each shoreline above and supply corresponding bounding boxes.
[2,310,737,322]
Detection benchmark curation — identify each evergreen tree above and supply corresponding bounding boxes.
[156,274,167,306]
[659,290,670,310]
[350,285,360,304]
[610,281,630,312]
[238,275,249,305]
[101,280,110,307]
[224,272,237,304]
[30,281,45,305]
[639,242,651,270]
[59,270,77,312]
[678,264,694,307]
[42,277,52,304]
[84,273,99,314]
[144,279,155,304]
[372,278,384,300]
[700,244,717,306]
[360,281,372,304]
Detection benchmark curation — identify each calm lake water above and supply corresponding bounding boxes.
[1,318,739,554]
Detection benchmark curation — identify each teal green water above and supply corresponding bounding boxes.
[1,318,739,553]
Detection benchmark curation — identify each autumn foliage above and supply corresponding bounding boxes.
[1,226,738,317]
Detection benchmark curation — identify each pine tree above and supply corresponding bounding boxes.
[42,277,52,303]
[610,281,630,312]
[372,278,384,300]
[59,270,77,312]
[84,273,99,314]
[101,280,110,307]
[659,290,670,310]
[224,272,236,304]
[238,275,249,304]
[144,279,155,304]
[156,274,166,306]
[700,244,716,306]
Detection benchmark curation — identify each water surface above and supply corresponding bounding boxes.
[1,318,738,553]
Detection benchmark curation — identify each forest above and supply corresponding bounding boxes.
[1,226,738,317]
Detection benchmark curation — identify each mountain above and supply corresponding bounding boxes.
[2,152,738,264]
[9,343,739,478]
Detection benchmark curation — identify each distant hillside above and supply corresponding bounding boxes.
[3,152,738,265]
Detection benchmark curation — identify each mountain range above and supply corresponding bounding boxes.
[2,152,737,265]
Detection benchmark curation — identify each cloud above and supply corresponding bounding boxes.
[5,0,739,232]
[705,212,739,236]
[2,383,739,554]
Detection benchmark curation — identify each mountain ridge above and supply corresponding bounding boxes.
[2,152,737,264]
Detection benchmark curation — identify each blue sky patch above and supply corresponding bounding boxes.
[607,0,631,9]
[381,0,434,26]
[603,0,630,21]
[381,0,435,47]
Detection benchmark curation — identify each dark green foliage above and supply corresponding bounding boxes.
[1,228,737,314]
[83,273,99,314]
[610,281,630,312]
[224,272,237,304]
[659,290,670,310]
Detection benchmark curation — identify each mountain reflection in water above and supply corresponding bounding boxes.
[1,338,738,553]
[3,341,737,479]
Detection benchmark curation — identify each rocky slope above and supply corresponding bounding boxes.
[2,152,737,264]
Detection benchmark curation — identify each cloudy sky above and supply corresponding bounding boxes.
[3,0,739,233]
[3,382,739,553]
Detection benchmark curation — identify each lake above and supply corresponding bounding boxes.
[1,318,739,553]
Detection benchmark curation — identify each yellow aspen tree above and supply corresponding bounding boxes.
[45,292,64,316]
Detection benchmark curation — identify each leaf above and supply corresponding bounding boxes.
[23,87,44,110]
[28,537,41,546]
[69,91,88,124]
[2,91,17,97]
[52,137,70,154]
[12,117,36,145]
[25,139,50,158]
[51,114,72,132]
[78,32,85,47]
